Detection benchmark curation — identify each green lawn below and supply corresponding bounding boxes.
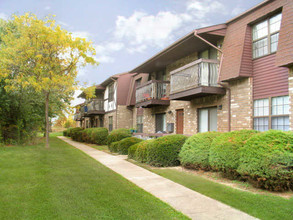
[152,169,293,220]
[0,137,188,220]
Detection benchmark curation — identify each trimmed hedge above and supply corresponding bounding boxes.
[70,127,84,141]
[91,127,108,145]
[63,127,74,137]
[209,130,259,179]
[238,130,293,191]
[109,141,120,153]
[179,132,221,170]
[134,140,154,163]
[117,137,142,155]
[82,128,95,142]
[128,143,139,159]
[107,128,131,146]
[147,135,187,167]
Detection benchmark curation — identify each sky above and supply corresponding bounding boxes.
[0,0,263,106]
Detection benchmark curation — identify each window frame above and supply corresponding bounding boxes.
[252,13,282,59]
[108,116,113,132]
[197,106,218,133]
[136,115,143,133]
[253,96,289,131]
[108,83,115,102]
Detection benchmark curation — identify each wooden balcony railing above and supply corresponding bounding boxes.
[170,58,219,94]
[87,99,104,112]
[74,112,82,121]
[136,80,170,104]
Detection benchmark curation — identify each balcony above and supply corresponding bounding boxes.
[135,80,170,108]
[74,112,82,121]
[80,105,88,117]
[170,59,226,100]
[87,99,105,115]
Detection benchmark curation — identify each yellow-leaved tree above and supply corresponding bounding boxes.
[0,13,98,148]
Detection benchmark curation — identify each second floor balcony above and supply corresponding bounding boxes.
[86,99,105,115]
[135,80,170,108]
[170,58,226,100]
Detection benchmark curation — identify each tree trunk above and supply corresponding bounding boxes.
[45,92,50,149]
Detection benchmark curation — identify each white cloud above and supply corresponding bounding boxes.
[71,31,91,40]
[58,21,69,27]
[127,44,147,54]
[0,13,8,20]
[44,6,51,10]
[115,11,191,48]
[94,42,124,64]
[186,0,227,18]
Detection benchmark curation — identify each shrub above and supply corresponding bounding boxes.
[128,143,139,159]
[70,127,83,141]
[134,140,154,163]
[238,130,293,191]
[91,127,108,145]
[117,137,142,155]
[107,128,131,146]
[81,128,95,143]
[209,130,259,179]
[179,132,221,170]
[63,127,73,137]
[147,135,187,167]
[109,141,120,153]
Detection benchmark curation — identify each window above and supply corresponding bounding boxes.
[252,13,282,58]
[253,96,289,131]
[109,116,113,132]
[108,83,114,102]
[136,115,143,133]
[155,113,166,133]
[198,107,217,133]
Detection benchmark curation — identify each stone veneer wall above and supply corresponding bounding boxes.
[229,77,253,130]
[116,105,133,129]
[104,111,116,131]
[289,67,293,130]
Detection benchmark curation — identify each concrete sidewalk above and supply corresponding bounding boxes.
[58,136,256,220]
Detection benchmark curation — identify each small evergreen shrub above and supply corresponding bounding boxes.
[134,140,154,163]
[91,127,108,145]
[179,132,221,170]
[117,137,142,155]
[238,130,293,191]
[81,128,95,143]
[70,127,84,141]
[107,128,131,146]
[63,127,73,137]
[128,143,139,159]
[209,130,259,179]
[109,141,120,153]
[147,135,187,167]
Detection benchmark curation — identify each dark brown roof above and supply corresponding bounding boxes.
[130,24,226,73]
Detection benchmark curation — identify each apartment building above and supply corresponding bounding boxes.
[74,73,134,132]
[127,0,293,136]
[75,0,293,137]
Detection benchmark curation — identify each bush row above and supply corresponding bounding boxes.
[63,127,108,145]
[179,130,293,191]
[64,127,293,191]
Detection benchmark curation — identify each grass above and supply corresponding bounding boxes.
[0,137,188,220]
[152,169,293,220]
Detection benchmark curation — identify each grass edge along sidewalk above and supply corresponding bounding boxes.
[59,136,256,220]
[0,136,188,220]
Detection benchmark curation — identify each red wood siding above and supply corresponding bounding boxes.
[117,73,133,105]
[276,3,293,67]
[253,54,288,99]
[221,0,292,81]
[239,26,253,77]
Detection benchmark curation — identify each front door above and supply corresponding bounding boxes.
[176,109,184,134]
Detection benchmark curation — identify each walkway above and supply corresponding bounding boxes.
[58,136,256,220]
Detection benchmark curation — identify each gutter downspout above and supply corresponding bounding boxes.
[194,31,231,131]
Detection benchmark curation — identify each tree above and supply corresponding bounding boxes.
[0,14,98,148]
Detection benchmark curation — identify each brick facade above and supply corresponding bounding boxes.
[289,67,293,130]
